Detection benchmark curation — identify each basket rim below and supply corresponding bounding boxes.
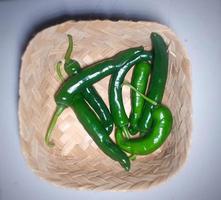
[18,19,192,191]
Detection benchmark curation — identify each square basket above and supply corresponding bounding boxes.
[19,20,192,191]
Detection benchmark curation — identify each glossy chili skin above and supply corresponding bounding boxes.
[138,33,169,133]
[55,47,144,107]
[69,93,130,171]
[64,55,130,171]
[109,51,152,130]
[64,59,113,134]
[129,61,151,135]
[115,105,173,155]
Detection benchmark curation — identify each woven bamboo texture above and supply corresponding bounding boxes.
[19,20,192,191]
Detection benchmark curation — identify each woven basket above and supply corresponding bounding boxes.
[19,20,192,191]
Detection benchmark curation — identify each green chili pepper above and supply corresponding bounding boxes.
[82,87,113,134]
[128,61,151,135]
[138,32,169,133]
[61,35,113,134]
[69,95,130,171]
[55,47,144,108]
[115,105,173,156]
[109,51,152,138]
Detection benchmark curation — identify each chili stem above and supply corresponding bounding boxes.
[55,61,65,82]
[45,106,65,147]
[65,34,73,63]
[129,154,136,161]
[47,35,73,147]
[122,126,130,139]
[123,81,158,106]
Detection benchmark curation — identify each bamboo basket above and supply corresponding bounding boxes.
[18,20,192,191]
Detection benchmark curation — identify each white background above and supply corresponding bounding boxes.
[0,0,221,199]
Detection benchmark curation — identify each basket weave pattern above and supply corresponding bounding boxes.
[19,20,191,191]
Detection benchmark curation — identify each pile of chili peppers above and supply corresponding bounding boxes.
[45,32,173,171]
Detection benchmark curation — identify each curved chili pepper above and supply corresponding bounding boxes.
[69,95,130,171]
[108,51,152,138]
[138,32,169,133]
[115,105,173,156]
[129,61,151,135]
[62,35,113,134]
[55,47,144,108]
